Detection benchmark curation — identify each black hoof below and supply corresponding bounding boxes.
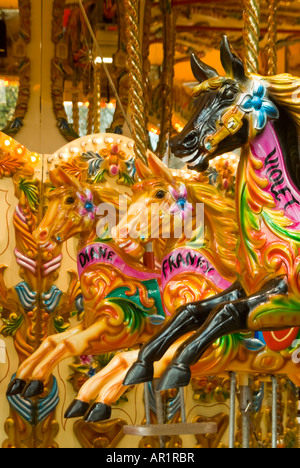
[6,378,26,397]
[22,380,44,398]
[123,361,154,386]
[84,403,112,423]
[156,363,191,391]
[64,399,90,419]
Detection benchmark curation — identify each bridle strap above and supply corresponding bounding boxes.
[203,105,246,154]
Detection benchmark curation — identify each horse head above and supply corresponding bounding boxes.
[171,36,279,171]
[34,167,120,248]
[112,152,195,259]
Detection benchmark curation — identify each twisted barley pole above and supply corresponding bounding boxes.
[243,0,261,74]
[156,0,175,160]
[93,62,102,134]
[124,0,148,164]
[266,0,279,76]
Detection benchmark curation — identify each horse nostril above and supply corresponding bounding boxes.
[119,227,128,238]
[183,131,198,148]
[38,229,48,240]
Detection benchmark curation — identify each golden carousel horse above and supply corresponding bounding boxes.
[62,152,243,421]
[6,165,166,422]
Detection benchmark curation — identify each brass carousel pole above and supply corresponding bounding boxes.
[266,0,279,76]
[242,0,261,74]
[239,0,261,449]
[78,0,133,138]
[266,0,279,448]
[93,62,102,134]
[124,0,148,164]
[72,73,80,136]
[156,0,175,161]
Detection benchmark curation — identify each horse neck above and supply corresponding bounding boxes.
[161,185,238,282]
[236,114,300,292]
[77,225,98,250]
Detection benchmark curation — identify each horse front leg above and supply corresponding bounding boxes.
[64,349,139,421]
[124,281,246,386]
[156,275,289,391]
[6,323,84,397]
[65,335,194,423]
[85,338,191,422]
[20,319,117,398]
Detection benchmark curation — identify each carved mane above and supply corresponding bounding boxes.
[186,181,238,282]
[259,73,300,128]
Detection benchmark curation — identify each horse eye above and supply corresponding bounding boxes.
[65,197,75,205]
[223,88,236,101]
[155,191,166,199]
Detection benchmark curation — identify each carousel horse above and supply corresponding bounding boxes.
[124,36,300,392]
[63,152,243,421]
[6,166,166,422]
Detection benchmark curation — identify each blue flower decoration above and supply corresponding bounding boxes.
[240,81,279,131]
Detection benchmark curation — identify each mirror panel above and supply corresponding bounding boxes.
[52,0,121,141]
[0,0,30,136]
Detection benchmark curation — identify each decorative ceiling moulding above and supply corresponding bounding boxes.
[1,0,31,137]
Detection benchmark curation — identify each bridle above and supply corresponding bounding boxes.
[192,78,259,159]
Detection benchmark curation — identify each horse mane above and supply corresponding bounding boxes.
[256,73,300,128]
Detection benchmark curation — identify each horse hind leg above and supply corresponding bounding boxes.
[123,281,246,386]
[156,275,289,391]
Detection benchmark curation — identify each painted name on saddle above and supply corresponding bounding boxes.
[251,123,300,228]
[77,242,160,280]
[161,248,232,290]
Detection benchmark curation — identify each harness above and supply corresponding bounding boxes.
[203,105,246,154]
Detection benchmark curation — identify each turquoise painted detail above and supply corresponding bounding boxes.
[106,279,165,318]
[7,375,59,425]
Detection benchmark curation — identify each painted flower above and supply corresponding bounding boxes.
[77,189,100,221]
[79,355,93,366]
[169,183,193,219]
[240,80,279,131]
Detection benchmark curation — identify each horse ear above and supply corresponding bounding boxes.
[135,155,154,180]
[190,51,219,82]
[49,166,82,190]
[220,35,247,83]
[147,151,175,185]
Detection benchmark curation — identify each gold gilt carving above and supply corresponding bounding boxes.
[2,406,59,448]
[73,418,127,448]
